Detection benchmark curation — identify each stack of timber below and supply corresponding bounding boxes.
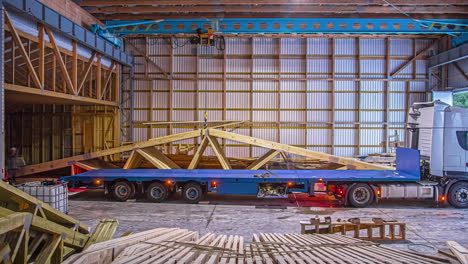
[0,181,118,263]
[64,228,449,264]
[18,128,392,177]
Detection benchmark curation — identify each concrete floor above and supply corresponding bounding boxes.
[69,190,468,261]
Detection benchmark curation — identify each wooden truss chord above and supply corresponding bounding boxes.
[136,147,181,169]
[247,149,280,170]
[207,135,232,170]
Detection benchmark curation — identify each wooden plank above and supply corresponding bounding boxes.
[207,135,232,170]
[246,149,279,170]
[87,5,467,14]
[126,41,169,78]
[390,41,437,77]
[45,27,76,94]
[38,24,45,88]
[123,151,144,169]
[208,129,392,170]
[447,241,468,264]
[80,0,468,6]
[4,11,42,90]
[100,61,116,100]
[34,235,62,264]
[0,212,28,234]
[188,136,209,169]
[136,147,181,169]
[77,52,97,95]
[17,129,203,176]
[0,181,89,234]
[96,54,102,99]
[72,41,78,95]
[5,83,117,106]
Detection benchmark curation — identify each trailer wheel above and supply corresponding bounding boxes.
[182,182,203,203]
[146,182,169,203]
[348,183,374,208]
[112,181,133,202]
[448,182,468,208]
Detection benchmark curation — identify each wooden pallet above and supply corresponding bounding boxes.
[64,228,449,264]
[300,217,406,241]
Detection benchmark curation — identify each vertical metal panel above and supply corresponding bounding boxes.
[281,38,304,55]
[127,36,430,157]
[0,5,4,178]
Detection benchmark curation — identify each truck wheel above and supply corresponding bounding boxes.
[146,182,169,203]
[112,181,133,202]
[448,182,468,208]
[348,183,374,208]
[182,182,203,203]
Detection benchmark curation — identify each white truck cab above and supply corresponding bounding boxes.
[407,101,468,207]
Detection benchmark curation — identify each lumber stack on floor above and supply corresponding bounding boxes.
[65,228,449,264]
[0,181,118,263]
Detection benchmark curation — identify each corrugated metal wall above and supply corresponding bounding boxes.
[122,36,435,157]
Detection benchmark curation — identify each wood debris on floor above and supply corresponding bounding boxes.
[64,228,449,264]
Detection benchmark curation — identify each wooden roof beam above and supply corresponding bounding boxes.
[17,129,203,176]
[136,147,181,169]
[247,149,280,170]
[188,136,209,169]
[86,5,468,14]
[208,128,392,170]
[80,0,468,6]
[207,136,232,170]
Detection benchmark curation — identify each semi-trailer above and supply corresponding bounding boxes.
[60,101,468,208]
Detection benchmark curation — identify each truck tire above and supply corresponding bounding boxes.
[182,182,203,203]
[146,182,169,203]
[348,183,374,208]
[112,181,133,202]
[448,182,468,208]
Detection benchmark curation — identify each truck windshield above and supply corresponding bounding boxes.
[457,131,468,151]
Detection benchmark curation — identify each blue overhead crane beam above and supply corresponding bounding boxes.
[104,18,468,36]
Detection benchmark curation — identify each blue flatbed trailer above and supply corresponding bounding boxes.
[60,148,422,207]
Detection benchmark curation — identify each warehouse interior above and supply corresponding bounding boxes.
[0,0,468,263]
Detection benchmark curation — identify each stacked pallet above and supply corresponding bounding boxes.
[65,228,449,264]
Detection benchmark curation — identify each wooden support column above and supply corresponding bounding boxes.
[207,135,232,170]
[77,52,97,94]
[72,41,78,95]
[45,27,76,94]
[115,63,120,103]
[4,11,42,90]
[356,37,361,156]
[222,41,227,153]
[96,54,102,99]
[249,37,254,157]
[168,36,174,154]
[136,147,181,169]
[247,149,279,170]
[330,38,336,155]
[277,38,282,149]
[304,38,309,151]
[188,136,209,169]
[38,24,45,90]
[385,38,390,153]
